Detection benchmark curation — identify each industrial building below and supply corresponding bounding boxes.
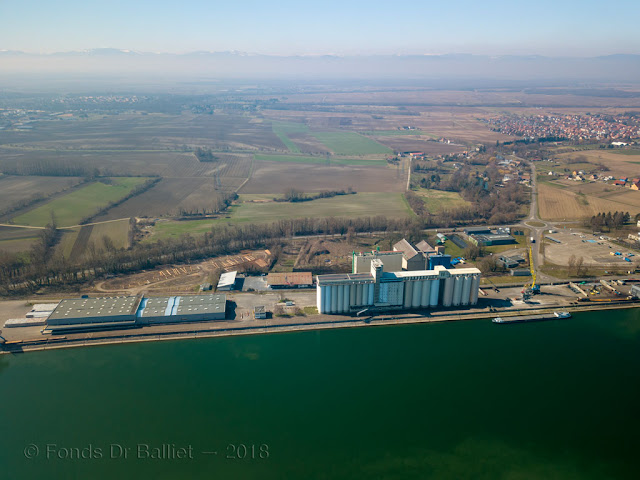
[136,294,227,324]
[393,239,427,270]
[352,250,403,273]
[217,271,238,291]
[316,258,481,314]
[415,240,437,256]
[267,272,313,289]
[45,294,227,332]
[464,227,492,235]
[468,233,517,247]
[355,239,450,273]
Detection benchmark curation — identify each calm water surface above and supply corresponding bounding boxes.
[1,309,639,479]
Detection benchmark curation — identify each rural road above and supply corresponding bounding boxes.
[0,218,128,230]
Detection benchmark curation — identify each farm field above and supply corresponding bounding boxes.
[375,138,467,155]
[241,161,406,194]
[0,225,42,253]
[263,106,514,144]
[59,219,132,262]
[414,188,471,213]
[0,175,83,215]
[549,179,640,208]
[555,150,640,178]
[142,218,223,242]
[0,113,285,152]
[360,130,428,136]
[270,120,308,153]
[93,177,224,221]
[147,192,413,241]
[11,177,148,227]
[0,148,215,177]
[253,154,386,166]
[537,183,640,220]
[232,192,413,223]
[309,131,392,155]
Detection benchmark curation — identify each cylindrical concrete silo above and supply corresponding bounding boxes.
[429,279,440,306]
[342,284,350,313]
[337,284,344,313]
[404,280,413,308]
[412,280,422,308]
[349,284,356,307]
[330,285,338,313]
[461,276,472,306]
[323,286,331,313]
[452,276,463,306]
[470,275,481,305]
[443,277,454,307]
[420,279,431,307]
[317,286,325,313]
[368,284,375,305]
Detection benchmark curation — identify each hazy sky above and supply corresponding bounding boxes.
[1,0,638,56]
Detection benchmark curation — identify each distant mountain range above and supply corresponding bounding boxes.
[1,50,639,84]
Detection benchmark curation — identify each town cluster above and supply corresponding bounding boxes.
[484,113,640,141]
[51,95,145,105]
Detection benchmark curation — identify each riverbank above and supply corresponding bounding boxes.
[2,299,638,355]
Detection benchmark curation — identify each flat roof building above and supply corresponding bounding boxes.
[217,271,237,291]
[46,294,226,332]
[352,250,403,274]
[137,294,226,324]
[469,234,517,247]
[47,296,140,326]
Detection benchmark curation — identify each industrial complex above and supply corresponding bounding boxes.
[318,239,481,314]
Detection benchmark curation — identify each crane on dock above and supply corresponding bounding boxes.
[522,246,539,300]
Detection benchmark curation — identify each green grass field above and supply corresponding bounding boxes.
[12,177,148,227]
[414,188,471,212]
[58,228,80,258]
[271,121,309,154]
[148,192,412,241]
[233,193,410,223]
[91,219,131,249]
[254,154,387,166]
[310,132,392,156]
[144,217,224,241]
[360,130,433,137]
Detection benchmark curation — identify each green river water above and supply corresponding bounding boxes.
[1,309,639,479]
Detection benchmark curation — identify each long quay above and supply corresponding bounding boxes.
[492,312,570,324]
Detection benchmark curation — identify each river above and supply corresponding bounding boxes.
[1,309,639,479]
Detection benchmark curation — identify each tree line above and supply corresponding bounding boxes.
[194,147,219,162]
[0,215,427,295]
[278,188,355,203]
[586,211,631,231]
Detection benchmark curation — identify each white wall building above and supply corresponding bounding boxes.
[316,259,481,314]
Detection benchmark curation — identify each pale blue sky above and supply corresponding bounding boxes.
[1,0,638,56]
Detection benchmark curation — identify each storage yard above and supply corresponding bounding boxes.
[543,230,640,267]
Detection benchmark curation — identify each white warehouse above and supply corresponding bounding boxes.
[316,259,481,314]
